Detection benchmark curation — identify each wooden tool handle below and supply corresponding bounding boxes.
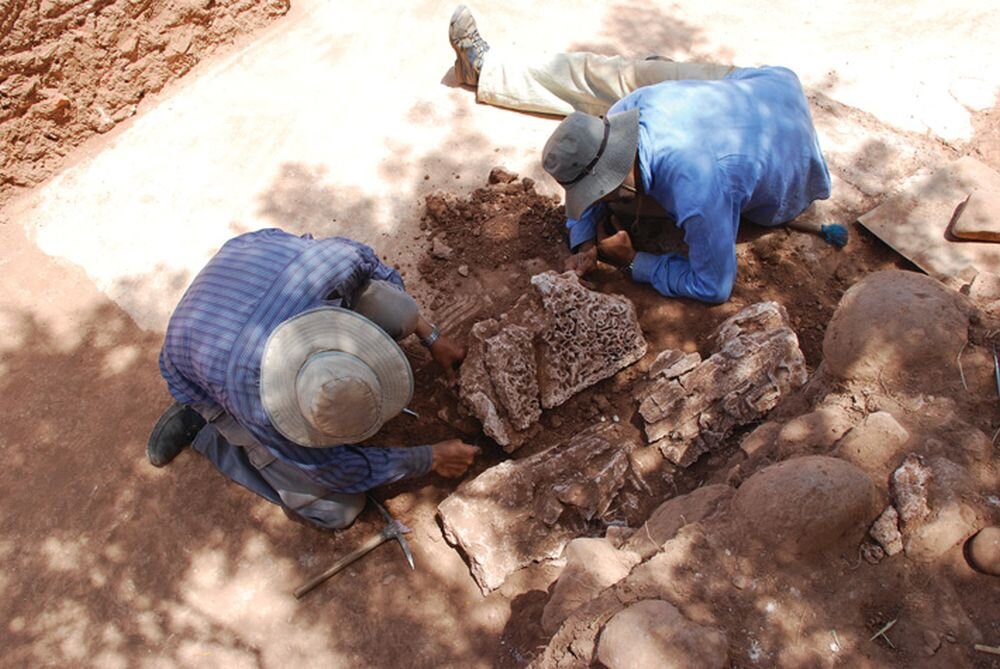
[294,533,386,599]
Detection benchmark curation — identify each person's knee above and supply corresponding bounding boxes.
[352,280,419,340]
[294,492,366,530]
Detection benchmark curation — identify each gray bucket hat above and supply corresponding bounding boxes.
[259,307,413,447]
[542,108,640,220]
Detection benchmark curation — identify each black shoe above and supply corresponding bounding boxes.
[147,402,206,467]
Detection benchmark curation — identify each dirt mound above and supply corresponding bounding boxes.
[0,0,289,205]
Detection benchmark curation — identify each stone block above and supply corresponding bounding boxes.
[438,423,641,594]
[623,484,733,559]
[638,302,807,467]
[596,599,729,669]
[869,505,904,556]
[950,188,1000,242]
[891,454,932,526]
[834,411,910,474]
[541,538,640,634]
[648,349,701,380]
[458,272,646,451]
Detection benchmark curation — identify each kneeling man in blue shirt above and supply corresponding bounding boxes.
[149,228,478,530]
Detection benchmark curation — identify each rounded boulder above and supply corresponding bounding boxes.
[823,270,969,392]
[733,456,877,559]
[597,599,728,669]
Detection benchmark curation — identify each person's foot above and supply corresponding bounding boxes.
[449,5,489,86]
[147,402,205,467]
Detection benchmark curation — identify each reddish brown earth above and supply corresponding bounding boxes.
[374,164,999,667]
[0,0,290,206]
[3,6,1000,666]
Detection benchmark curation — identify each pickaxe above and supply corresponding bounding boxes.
[293,497,414,599]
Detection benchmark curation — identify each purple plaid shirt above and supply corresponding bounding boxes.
[159,228,432,493]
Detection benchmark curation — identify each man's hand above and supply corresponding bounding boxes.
[596,216,637,268]
[429,334,466,371]
[430,439,479,477]
[564,242,598,277]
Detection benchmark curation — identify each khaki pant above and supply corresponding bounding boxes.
[477,51,735,117]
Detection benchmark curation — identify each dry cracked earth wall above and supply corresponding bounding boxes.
[0,0,290,204]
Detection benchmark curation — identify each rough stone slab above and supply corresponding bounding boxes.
[531,272,648,408]
[858,156,1000,283]
[869,505,904,556]
[541,538,640,635]
[438,423,641,594]
[596,599,729,669]
[648,349,701,380]
[623,484,733,559]
[458,271,647,451]
[891,454,932,525]
[638,302,808,467]
[950,188,1000,242]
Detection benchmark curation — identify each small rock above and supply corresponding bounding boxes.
[593,394,612,413]
[92,106,115,133]
[869,506,903,556]
[966,271,1000,303]
[112,104,137,122]
[965,526,1000,576]
[457,264,469,277]
[891,454,932,525]
[31,91,70,120]
[732,574,750,590]
[431,237,454,260]
[604,525,633,547]
[488,166,517,184]
[549,415,563,428]
[906,500,980,562]
[923,630,941,655]
[835,411,909,472]
[776,406,854,457]
[739,422,782,459]
[611,414,620,423]
[861,541,886,564]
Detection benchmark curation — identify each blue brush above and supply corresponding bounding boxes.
[820,223,849,248]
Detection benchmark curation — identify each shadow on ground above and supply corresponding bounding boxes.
[5,1,992,667]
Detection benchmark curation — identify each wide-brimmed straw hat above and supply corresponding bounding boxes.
[542,109,640,220]
[260,307,413,447]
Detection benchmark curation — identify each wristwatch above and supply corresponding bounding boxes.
[420,323,441,348]
[621,257,635,277]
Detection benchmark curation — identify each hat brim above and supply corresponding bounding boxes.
[563,108,640,221]
[260,307,413,447]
